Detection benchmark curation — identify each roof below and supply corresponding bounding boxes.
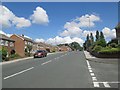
[35,42,54,48]
[17,35,33,42]
[0,34,15,42]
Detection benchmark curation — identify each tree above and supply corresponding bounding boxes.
[90,33,94,45]
[107,38,118,45]
[2,46,8,61]
[87,34,89,41]
[96,30,99,41]
[26,45,33,56]
[100,31,105,40]
[69,42,83,51]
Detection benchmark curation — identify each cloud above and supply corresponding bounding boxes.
[12,17,31,28]
[60,26,82,37]
[82,30,96,38]
[35,38,45,43]
[102,27,116,39]
[60,14,100,37]
[76,14,100,27]
[30,7,49,25]
[0,5,14,28]
[46,36,84,46]
[0,5,31,28]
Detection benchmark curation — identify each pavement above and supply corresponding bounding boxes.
[2,51,119,88]
[1,52,62,65]
[84,51,118,64]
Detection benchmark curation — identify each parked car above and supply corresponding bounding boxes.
[34,50,47,58]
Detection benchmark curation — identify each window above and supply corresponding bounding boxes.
[5,41,8,46]
[10,42,14,47]
[0,40,5,46]
[25,41,27,45]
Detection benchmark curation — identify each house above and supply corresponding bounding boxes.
[58,45,72,52]
[10,34,33,57]
[0,34,15,55]
[32,42,58,53]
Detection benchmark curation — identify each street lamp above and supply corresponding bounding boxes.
[87,16,90,30]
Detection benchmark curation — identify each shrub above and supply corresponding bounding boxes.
[92,45,102,52]
[10,54,20,59]
[110,43,117,48]
[95,40,106,47]
[2,47,8,61]
[99,48,120,54]
[25,52,31,57]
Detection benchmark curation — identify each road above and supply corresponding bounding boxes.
[2,51,118,88]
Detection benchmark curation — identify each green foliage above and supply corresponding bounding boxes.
[109,43,118,48]
[92,45,102,52]
[115,23,120,29]
[90,33,94,45]
[2,47,8,61]
[96,30,99,41]
[27,45,32,53]
[100,31,105,40]
[107,38,118,45]
[69,42,83,51]
[99,48,120,53]
[10,54,21,59]
[95,39,106,47]
[2,47,7,57]
[25,45,33,56]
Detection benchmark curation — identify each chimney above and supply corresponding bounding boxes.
[21,34,24,37]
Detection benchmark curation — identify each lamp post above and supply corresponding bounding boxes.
[87,16,90,30]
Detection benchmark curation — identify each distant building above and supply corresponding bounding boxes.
[58,45,72,52]
[0,34,15,56]
[10,34,33,57]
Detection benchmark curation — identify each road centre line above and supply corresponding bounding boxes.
[41,60,52,65]
[4,67,34,80]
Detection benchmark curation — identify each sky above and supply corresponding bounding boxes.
[0,2,118,46]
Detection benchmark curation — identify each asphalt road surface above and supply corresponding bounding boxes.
[2,51,118,88]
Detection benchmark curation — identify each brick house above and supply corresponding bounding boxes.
[0,34,15,56]
[10,34,33,57]
[58,45,72,52]
[32,42,57,53]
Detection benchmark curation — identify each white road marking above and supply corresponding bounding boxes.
[103,82,111,88]
[92,77,97,81]
[88,67,92,70]
[86,60,90,66]
[41,60,52,65]
[88,65,91,68]
[89,69,93,72]
[93,82,100,87]
[4,67,34,80]
[90,73,95,76]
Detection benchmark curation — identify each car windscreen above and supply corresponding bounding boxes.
[37,50,43,53]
